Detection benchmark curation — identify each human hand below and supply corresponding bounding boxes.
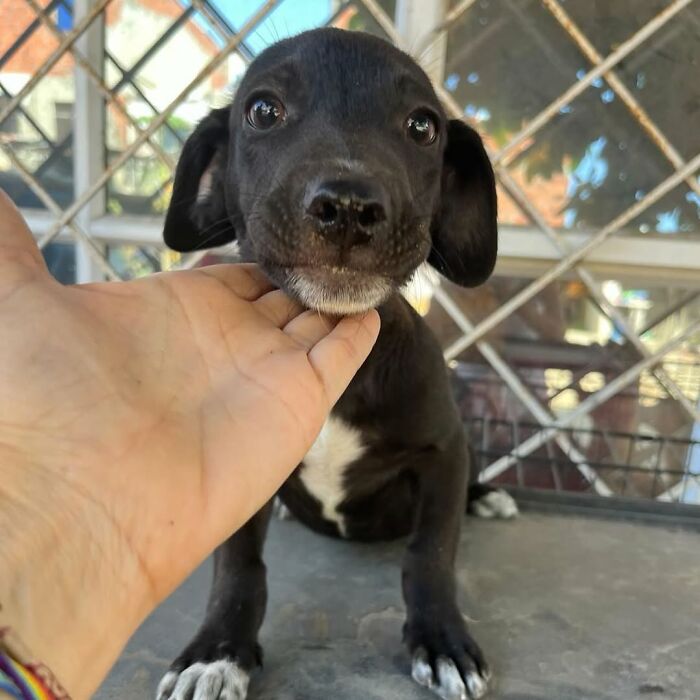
[0,191,379,698]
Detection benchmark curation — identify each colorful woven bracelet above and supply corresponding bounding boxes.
[0,629,68,700]
[0,665,25,699]
[0,652,54,700]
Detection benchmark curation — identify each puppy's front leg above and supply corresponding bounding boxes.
[403,433,490,700]
[156,502,273,700]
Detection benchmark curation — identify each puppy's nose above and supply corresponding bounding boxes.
[305,178,389,246]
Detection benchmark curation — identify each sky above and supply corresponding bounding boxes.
[208,0,333,54]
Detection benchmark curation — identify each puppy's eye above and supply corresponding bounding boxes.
[406,111,438,145]
[246,96,286,130]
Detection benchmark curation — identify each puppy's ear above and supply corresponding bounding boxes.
[428,119,498,287]
[163,106,237,253]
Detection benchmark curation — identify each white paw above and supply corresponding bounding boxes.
[412,650,489,699]
[156,660,249,700]
[273,497,293,521]
[471,489,518,520]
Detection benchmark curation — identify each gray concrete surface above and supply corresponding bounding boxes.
[96,512,700,700]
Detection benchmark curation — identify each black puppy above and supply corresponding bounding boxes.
[157,28,516,700]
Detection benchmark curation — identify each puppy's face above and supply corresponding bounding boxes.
[165,29,498,314]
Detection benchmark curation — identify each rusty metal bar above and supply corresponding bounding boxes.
[542,0,700,198]
[480,319,700,482]
[492,0,693,167]
[0,0,112,126]
[35,0,283,250]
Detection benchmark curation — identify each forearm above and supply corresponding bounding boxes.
[0,456,152,699]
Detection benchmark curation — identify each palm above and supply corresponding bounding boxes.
[0,209,378,599]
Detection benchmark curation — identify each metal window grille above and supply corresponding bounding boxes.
[1,0,698,516]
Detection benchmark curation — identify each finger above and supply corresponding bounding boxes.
[307,309,380,406]
[283,309,338,350]
[253,289,306,328]
[0,189,48,270]
[199,263,277,301]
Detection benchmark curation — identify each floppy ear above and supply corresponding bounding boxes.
[428,119,498,287]
[163,106,237,253]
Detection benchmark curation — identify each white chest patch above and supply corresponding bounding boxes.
[300,416,366,537]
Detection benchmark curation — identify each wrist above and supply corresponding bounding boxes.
[0,454,153,699]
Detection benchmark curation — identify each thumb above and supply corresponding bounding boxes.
[308,309,381,406]
[0,189,48,271]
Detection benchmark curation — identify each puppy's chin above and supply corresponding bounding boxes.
[286,267,392,315]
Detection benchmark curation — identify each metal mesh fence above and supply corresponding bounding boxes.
[466,416,700,502]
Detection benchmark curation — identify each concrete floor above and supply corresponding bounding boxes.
[96,512,700,700]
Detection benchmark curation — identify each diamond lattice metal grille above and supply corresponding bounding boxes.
[1,0,698,508]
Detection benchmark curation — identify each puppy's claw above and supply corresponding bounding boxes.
[156,671,177,700]
[436,658,468,700]
[411,649,489,700]
[412,648,435,688]
[465,669,488,699]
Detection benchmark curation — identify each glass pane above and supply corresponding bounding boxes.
[626,182,700,237]
[445,0,586,137]
[106,139,172,216]
[106,3,231,108]
[444,0,700,236]
[104,2,233,215]
[609,8,700,164]
[509,88,686,234]
[0,0,76,209]
[561,0,681,55]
